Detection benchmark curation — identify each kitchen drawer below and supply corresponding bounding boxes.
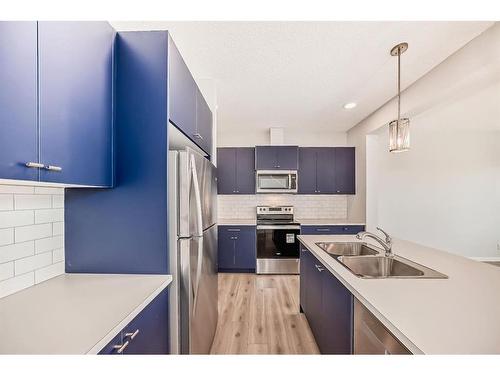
[300,225,365,235]
[99,288,169,355]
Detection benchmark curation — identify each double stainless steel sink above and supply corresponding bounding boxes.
[315,241,448,279]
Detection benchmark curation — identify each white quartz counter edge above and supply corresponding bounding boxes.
[87,275,172,354]
[297,235,423,354]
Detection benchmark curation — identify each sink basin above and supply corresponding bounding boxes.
[338,255,448,279]
[315,242,380,257]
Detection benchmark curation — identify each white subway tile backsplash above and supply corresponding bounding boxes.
[0,195,14,211]
[0,184,66,298]
[52,248,64,263]
[0,210,34,228]
[35,208,64,224]
[218,194,348,221]
[0,228,14,246]
[0,185,34,194]
[35,235,64,254]
[0,262,14,282]
[35,262,64,284]
[14,194,52,210]
[15,223,52,242]
[52,195,64,208]
[15,252,52,275]
[34,186,64,195]
[0,272,34,298]
[0,241,35,263]
[52,222,64,236]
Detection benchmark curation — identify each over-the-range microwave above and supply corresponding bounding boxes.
[256,170,298,194]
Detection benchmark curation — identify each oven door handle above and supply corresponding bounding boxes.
[256,225,301,230]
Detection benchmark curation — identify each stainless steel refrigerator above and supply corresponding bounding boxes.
[168,147,218,354]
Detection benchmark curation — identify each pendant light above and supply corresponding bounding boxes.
[389,42,410,153]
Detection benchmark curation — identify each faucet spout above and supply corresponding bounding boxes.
[356,228,393,257]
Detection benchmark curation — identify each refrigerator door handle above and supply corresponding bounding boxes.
[190,154,204,316]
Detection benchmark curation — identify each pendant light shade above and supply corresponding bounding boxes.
[389,42,410,153]
[389,118,410,152]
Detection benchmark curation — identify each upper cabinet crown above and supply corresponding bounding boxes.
[0,21,115,187]
[255,145,299,170]
[168,36,213,156]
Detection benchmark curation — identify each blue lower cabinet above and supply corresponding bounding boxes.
[99,289,169,354]
[218,226,256,272]
[300,225,365,235]
[301,248,353,354]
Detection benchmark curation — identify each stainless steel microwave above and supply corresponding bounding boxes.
[256,170,298,193]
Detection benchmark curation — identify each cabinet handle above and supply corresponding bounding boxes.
[124,329,140,340]
[336,190,341,193]
[301,248,307,252]
[193,133,204,140]
[316,228,331,232]
[45,165,62,172]
[25,162,44,169]
[227,229,241,232]
[315,264,325,272]
[113,340,129,354]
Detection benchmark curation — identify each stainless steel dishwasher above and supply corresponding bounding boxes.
[354,299,411,354]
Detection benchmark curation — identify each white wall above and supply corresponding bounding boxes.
[218,127,347,147]
[0,184,65,298]
[347,22,500,257]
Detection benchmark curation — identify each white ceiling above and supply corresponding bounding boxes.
[111,21,494,133]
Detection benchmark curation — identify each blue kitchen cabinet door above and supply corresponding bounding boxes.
[123,288,169,354]
[235,147,256,194]
[305,251,324,342]
[299,246,311,313]
[168,36,197,141]
[234,226,257,270]
[321,271,353,354]
[0,22,38,181]
[217,148,255,194]
[218,226,256,271]
[38,22,114,186]
[218,226,237,269]
[255,146,299,170]
[316,148,336,194]
[334,147,355,194]
[298,148,317,194]
[195,87,213,155]
[217,148,237,194]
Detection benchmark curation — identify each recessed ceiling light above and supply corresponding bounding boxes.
[343,102,357,110]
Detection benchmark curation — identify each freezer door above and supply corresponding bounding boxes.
[178,149,217,237]
[179,225,218,354]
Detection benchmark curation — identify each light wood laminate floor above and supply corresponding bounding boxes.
[210,273,319,354]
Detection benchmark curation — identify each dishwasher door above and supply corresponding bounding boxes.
[354,299,411,354]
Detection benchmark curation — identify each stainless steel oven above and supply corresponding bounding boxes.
[256,206,300,274]
[256,170,297,194]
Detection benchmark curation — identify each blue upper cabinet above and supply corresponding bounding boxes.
[298,147,335,194]
[38,22,115,186]
[298,147,354,195]
[168,36,213,157]
[168,36,197,141]
[217,147,255,194]
[195,87,213,155]
[334,147,355,194]
[255,146,299,170]
[0,22,38,181]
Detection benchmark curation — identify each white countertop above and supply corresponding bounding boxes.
[297,234,500,354]
[0,273,172,354]
[218,218,365,226]
[218,218,256,225]
[297,219,366,226]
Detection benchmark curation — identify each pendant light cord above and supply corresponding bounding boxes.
[397,49,401,122]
